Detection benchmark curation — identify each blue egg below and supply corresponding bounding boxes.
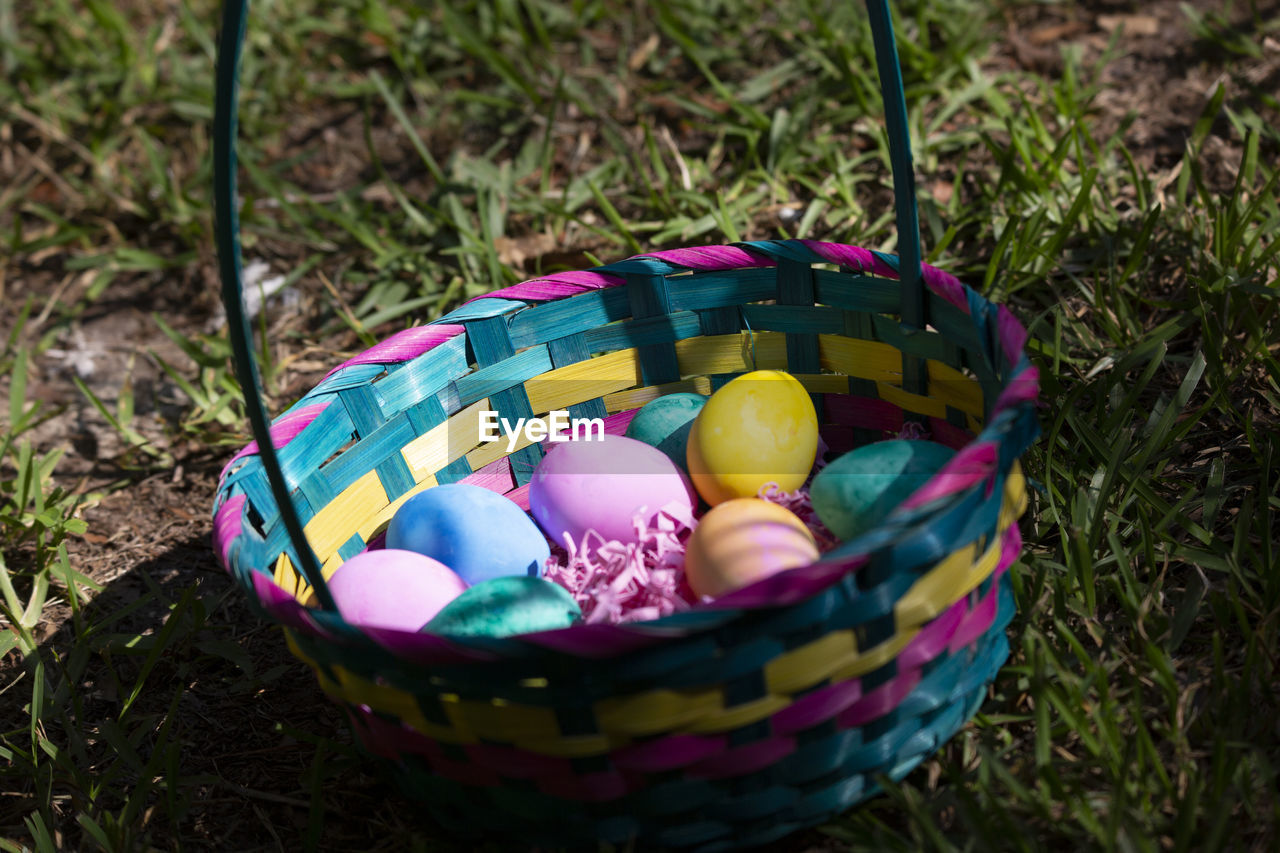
[386,484,550,585]
[809,439,957,542]
[625,393,707,473]
[423,576,581,638]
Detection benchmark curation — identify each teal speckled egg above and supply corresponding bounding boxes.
[625,393,707,472]
[422,576,581,638]
[809,439,957,542]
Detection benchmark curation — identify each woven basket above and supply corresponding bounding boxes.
[212,1,1040,849]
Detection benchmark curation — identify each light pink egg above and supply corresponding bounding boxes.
[326,549,468,631]
[530,434,697,547]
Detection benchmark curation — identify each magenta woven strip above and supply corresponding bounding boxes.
[770,678,864,736]
[428,753,503,787]
[641,245,773,270]
[323,324,466,380]
[459,455,516,496]
[896,592,969,670]
[220,401,331,479]
[212,494,247,571]
[991,364,1040,420]
[464,743,572,778]
[611,733,728,773]
[538,768,634,802]
[362,622,504,664]
[837,667,922,729]
[926,417,973,451]
[996,305,1029,369]
[464,270,625,305]
[250,571,335,639]
[899,441,999,510]
[951,572,1003,652]
[352,705,442,760]
[604,408,640,435]
[687,734,797,780]
[823,394,904,434]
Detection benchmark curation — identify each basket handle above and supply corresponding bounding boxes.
[212,0,923,611]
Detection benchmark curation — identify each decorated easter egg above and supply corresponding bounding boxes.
[809,439,957,542]
[326,549,468,632]
[686,370,819,505]
[386,483,549,585]
[625,393,707,472]
[684,499,819,598]
[530,434,697,546]
[423,576,581,638]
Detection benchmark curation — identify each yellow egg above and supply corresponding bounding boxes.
[686,370,819,505]
[684,499,819,598]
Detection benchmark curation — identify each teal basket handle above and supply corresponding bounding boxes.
[212,0,924,613]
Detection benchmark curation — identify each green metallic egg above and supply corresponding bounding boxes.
[422,576,581,638]
[810,439,957,542]
[625,393,707,473]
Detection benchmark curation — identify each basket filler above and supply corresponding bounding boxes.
[212,0,1041,849]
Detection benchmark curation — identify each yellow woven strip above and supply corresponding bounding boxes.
[817,335,904,383]
[895,541,992,628]
[593,687,725,737]
[401,398,493,480]
[793,373,853,394]
[333,667,465,742]
[828,630,915,682]
[524,349,643,412]
[927,360,984,418]
[298,469,384,562]
[675,332,787,375]
[967,413,983,432]
[683,694,793,733]
[513,734,622,758]
[763,629,859,694]
[273,553,302,599]
[1007,461,1028,516]
[444,698,563,743]
[604,377,714,413]
[876,381,948,419]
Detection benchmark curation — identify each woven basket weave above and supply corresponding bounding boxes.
[211,1,1041,849]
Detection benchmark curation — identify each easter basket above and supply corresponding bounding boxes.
[211,0,1040,849]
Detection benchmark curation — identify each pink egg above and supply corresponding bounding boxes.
[530,434,697,546]
[326,549,468,632]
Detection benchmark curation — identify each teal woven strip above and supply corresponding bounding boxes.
[546,334,608,422]
[739,304,844,335]
[583,310,703,352]
[812,270,900,313]
[776,258,822,379]
[666,269,777,311]
[507,288,631,349]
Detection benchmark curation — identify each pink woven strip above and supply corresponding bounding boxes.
[951,571,1003,652]
[686,734,797,780]
[464,743,572,778]
[896,592,969,670]
[641,245,773,270]
[996,305,1029,368]
[428,752,503,787]
[990,364,1040,420]
[459,455,516,495]
[353,705,444,760]
[823,394,904,434]
[898,441,999,510]
[323,324,465,379]
[611,733,728,773]
[770,678,864,736]
[220,401,331,480]
[836,667,922,729]
[926,417,973,451]
[212,494,247,571]
[465,269,625,304]
[800,240,971,315]
[537,768,635,802]
[250,571,335,639]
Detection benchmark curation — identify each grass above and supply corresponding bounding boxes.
[2,0,1279,850]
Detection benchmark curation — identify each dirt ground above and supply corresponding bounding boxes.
[2,0,1278,849]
